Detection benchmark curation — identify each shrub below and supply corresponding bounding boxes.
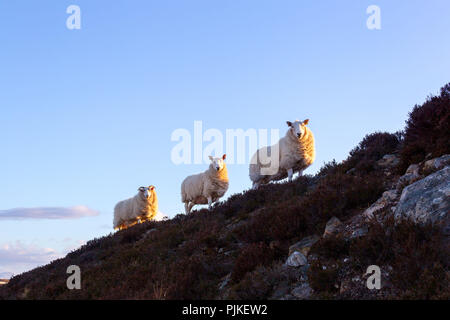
[349,217,449,299]
[231,243,277,283]
[399,83,450,171]
[344,132,401,173]
[308,260,339,294]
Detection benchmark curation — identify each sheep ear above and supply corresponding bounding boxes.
[222,154,226,160]
[138,187,144,192]
[303,119,309,125]
[208,155,213,161]
[286,121,292,127]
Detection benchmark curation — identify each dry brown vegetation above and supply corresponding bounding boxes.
[0,84,448,300]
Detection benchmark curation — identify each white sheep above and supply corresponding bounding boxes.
[249,119,315,189]
[181,154,229,214]
[113,185,158,230]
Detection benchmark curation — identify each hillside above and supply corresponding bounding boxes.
[1,84,449,300]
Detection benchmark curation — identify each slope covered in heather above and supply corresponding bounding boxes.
[1,84,449,300]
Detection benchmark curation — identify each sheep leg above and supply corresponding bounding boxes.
[187,202,195,214]
[287,168,294,182]
[207,197,213,210]
[184,202,189,214]
[252,181,260,190]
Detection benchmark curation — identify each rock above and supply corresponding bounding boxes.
[299,265,310,281]
[218,273,231,291]
[291,283,312,299]
[363,189,398,220]
[285,251,308,267]
[396,164,422,191]
[377,154,400,168]
[406,164,420,175]
[350,226,368,239]
[289,235,320,256]
[363,203,385,220]
[323,216,343,238]
[383,190,399,202]
[394,166,450,234]
[271,281,291,299]
[423,154,450,173]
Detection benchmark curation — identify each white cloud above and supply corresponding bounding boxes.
[0,205,99,220]
[0,238,86,279]
[0,241,61,278]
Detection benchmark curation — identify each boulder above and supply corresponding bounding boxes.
[289,235,320,256]
[423,154,450,173]
[291,283,312,299]
[363,189,398,220]
[323,216,343,238]
[396,164,422,191]
[394,166,450,234]
[285,251,308,267]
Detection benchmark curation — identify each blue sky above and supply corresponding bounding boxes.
[0,0,449,277]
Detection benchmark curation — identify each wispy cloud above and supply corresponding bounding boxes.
[0,239,86,279]
[0,241,61,278]
[0,205,99,220]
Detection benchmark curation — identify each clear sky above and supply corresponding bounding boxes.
[1,0,449,278]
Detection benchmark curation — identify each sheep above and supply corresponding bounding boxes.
[181,154,229,214]
[113,185,158,230]
[249,119,315,189]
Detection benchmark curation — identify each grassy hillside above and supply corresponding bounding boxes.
[1,84,449,300]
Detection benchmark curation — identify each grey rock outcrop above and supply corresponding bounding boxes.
[394,166,450,234]
[285,251,308,267]
[289,235,320,256]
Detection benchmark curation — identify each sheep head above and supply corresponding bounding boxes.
[138,186,156,199]
[208,154,226,171]
[287,119,309,139]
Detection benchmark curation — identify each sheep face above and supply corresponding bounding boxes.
[287,119,309,139]
[138,186,155,199]
[208,154,226,171]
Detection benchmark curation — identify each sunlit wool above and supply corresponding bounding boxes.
[249,119,315,188]
[113,186,158,230]
[181,155,229,214]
